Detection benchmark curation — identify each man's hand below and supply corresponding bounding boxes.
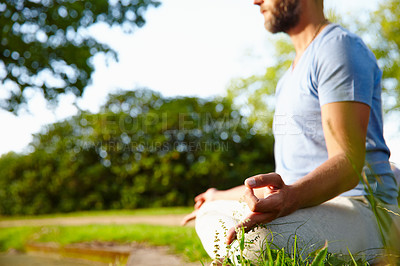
[180,188,218,226]
[226,173,298,244]
[194,188,218,210]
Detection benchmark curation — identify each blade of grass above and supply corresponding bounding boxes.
[347,247,357,266]
[310,241,328,266]
[274,252,281,266]
[264,237,273,266]
[292,235,297,266]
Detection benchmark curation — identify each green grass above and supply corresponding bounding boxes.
[0,226,38,251]
[0,207,193,221]
[2,205,398,265]
[0,207,209,263]
[0,222,372,266]
[219,233,368,266]
[0,223,209,263]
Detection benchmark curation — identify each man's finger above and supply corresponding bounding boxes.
[244,187,260,212]
[194,199,204,210]
[245,173,284,189]
[249,192,282,213]
[244,185,282,213]
[180,210,197,226]
[225,212,275,244]
[226,226,237,245]
[194,193,205,202]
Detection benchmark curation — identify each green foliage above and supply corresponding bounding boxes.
[226,36,294,134]
[0,89,275,215]
[361,0,400,112]
[0,0,160,112]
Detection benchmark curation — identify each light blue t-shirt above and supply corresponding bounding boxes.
[273,24,398,204]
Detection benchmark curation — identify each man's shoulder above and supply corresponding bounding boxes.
[313,23,377,66]
[317,24,365,51]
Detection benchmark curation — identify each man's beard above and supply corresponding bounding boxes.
[265,0,301,33]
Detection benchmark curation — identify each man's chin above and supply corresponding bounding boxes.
[264,23,281,34]
[264,22,273,33]
[264,21,295,34]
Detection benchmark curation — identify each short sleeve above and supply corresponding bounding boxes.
[315,33,379,107]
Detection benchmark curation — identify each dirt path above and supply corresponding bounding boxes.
[0,215,202,266]
[0,214,194,228]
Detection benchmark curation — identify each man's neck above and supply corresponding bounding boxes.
[286,1,327,65]
[288,18,326,53]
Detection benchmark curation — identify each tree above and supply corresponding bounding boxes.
[362,0,400,112]
[0,89,275,214]
[226,36,294,134]
[0,0,160,112]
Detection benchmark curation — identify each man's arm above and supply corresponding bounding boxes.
[226,101,370,244]
[291,101,370,208]
[181,185,266,225]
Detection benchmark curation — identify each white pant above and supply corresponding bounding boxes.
[195,197,399,262]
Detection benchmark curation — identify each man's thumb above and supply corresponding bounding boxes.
[245,173,284,189]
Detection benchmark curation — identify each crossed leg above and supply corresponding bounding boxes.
[195,197,385,263]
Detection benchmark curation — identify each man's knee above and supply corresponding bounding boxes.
[390,163,400,187]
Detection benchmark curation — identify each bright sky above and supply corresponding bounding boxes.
[1,0,399,165]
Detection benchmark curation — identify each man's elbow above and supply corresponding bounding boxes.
[348,173,361,190]
[345,150,365,190]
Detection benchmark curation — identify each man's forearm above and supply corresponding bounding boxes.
[290,153,361,210]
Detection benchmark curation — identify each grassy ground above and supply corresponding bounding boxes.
[0,207,210,263]
[0,223,209,263]
[1,207,398,265]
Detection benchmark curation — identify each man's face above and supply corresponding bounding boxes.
[257,0,301,33]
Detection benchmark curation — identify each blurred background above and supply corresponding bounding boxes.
[0,0,398,215]
[0,1,399,264]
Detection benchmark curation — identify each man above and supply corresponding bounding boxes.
[182,0,399,263]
